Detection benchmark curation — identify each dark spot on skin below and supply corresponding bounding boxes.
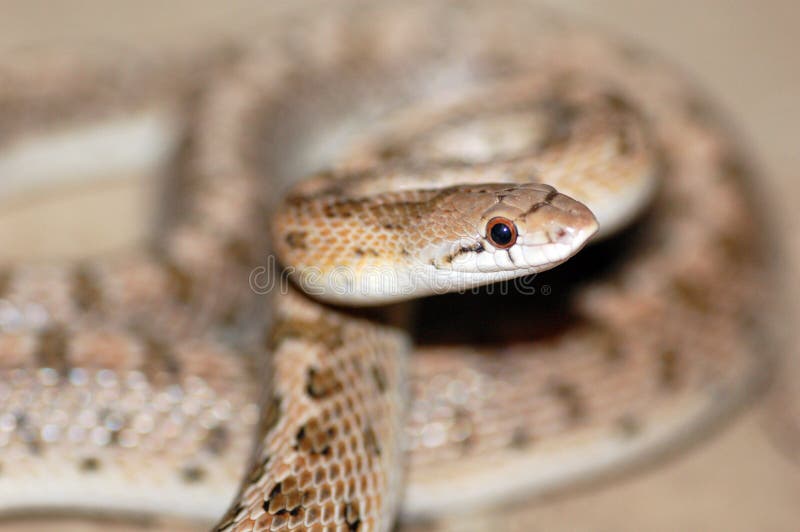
[363,424,381,457]
[616,128,634,155]
[306,367,344,399]
[140,334,180,379]
[97,409,125,447]
[203,426,229,455]
[371,365,387,393]
[549,381,586,422]
[672,277,710,312]
[604,92,638,115]
[25,438,42,455]
[181,465,206,483]
[163,260,193,304]
[683,94,718,124]
[79,457,101,472]
[510,427,533,450]
[263,479,304,517]
[224,237,253,267]
[353,248,379,257]
[719,150,752,183]
[378,145,404,160]
[382,222,403,230]
[462,243,485,254]
[295,420,335,456]
[344,501,362,531]
[587,322,624,362]
[72,264,103,313]
[269,482,283,498]
[617,415,643,438]
[659,349,680,388]
[450,407,475,451]
[285,231,308,250]
[323,201,358,219]
[717,231,750,261]
[13,414,40,455]
[35,326,69,378]
[218,303,241,327]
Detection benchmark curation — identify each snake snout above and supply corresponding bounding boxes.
[521,191,599,254]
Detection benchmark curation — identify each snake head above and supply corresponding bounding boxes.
[421,183,598,281]
[274,179,597,305]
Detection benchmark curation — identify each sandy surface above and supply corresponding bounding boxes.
[0,1,798,530]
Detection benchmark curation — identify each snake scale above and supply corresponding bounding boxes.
[0,1,769,531]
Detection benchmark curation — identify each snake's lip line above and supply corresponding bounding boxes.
[247,254,566,303]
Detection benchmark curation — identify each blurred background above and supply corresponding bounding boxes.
[0,1,798,530]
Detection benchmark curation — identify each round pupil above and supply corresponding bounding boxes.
[490,222,513,246]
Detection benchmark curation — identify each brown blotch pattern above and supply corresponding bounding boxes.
[202,426,230,455]
[140,334,180,380]
[306,367,344,399]
[71,264,103,313]
[296,419,336,456]
[370,364,387,394]
[672,277,710,313]
[181,465,206,483]
[224,236,254,267]
[510,426,534,450]
[285,231,309,250]
[353,247,379,257]
[79,457,101,472]
[262,477,307,527]
[659,348,681,388]
[35,325,69,377]
[549,380,586,422]
[163,260,194,304]
[344,500,362,531]
[363,424,381,457]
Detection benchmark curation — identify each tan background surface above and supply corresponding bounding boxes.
[1,1,799,531]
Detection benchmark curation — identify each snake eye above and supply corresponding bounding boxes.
[486,217,517,249]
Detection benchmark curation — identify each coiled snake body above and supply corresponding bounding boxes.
[0,2,767,530]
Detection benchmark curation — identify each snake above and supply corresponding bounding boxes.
[0,1,769,531]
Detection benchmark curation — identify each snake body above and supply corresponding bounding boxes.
[0,1,767,530]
